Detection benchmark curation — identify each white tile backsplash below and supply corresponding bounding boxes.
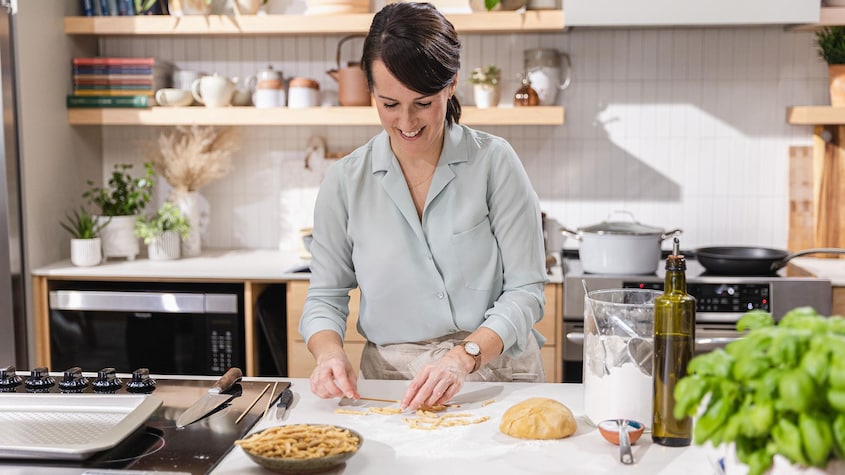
[100,25,825,252]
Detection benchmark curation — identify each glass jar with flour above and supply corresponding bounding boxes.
[583,288,659,429]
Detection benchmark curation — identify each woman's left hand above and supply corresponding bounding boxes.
[400,351,470,411]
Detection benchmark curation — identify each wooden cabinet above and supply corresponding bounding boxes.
[286,280,564,382]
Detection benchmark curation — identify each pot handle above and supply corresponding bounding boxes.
[560,227,581,241]
[771,247,845,271]
[660,229,682,241]
[336,35,366,70]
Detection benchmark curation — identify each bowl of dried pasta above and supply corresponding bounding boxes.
[235,423,363,473]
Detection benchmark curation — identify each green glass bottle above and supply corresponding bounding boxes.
[652,237,695,447]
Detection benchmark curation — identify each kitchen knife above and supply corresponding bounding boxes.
[176,367,243,428]
[275,387,294,420]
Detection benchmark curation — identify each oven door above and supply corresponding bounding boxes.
[48,289,243,375]
[562,320,743,383]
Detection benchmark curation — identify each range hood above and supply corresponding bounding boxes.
[563,0,820,27]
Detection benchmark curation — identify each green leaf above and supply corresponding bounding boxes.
[736,310,774,332]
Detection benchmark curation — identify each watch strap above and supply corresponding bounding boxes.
[457,340,482,373]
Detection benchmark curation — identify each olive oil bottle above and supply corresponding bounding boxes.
[652,237,695,447]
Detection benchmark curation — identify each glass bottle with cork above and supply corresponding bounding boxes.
[652,237,695,447]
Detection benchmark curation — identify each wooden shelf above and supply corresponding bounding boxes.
[64,11,565,36]
[67,105,565,126]
[788,7,845,31]
[787,106,845,125]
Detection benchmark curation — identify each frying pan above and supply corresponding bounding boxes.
[695,246,845,276]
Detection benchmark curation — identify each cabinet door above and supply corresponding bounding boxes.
[286,281,364,378]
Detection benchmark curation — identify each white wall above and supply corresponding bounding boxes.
[99,25,826,253]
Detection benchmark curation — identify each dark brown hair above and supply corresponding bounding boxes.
[362,2,462,126]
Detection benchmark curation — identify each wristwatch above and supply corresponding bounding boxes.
[457,340,482,373]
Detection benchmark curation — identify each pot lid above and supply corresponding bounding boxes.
[580,212,665,235]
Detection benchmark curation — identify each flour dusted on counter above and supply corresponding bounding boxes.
[583,334,653,428]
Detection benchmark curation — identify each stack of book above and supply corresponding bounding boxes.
[67,57,168,108]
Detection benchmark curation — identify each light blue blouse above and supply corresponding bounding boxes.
[299,124,548,357]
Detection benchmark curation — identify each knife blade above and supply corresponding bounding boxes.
[275,387,294,420]
[176,367,243,428]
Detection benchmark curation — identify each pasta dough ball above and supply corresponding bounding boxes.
[499,397,577,440]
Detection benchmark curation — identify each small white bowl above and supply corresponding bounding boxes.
[155,88,193,107]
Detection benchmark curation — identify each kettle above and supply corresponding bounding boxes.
[246,65,284,91]
[326,35,371,107]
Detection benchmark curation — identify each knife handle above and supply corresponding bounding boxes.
[209,367,243,394]
[277,387,294,408]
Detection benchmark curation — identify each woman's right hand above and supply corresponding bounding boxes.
[307,330,360,400]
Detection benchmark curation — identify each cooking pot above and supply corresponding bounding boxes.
[695,246,845,276]
[561,211,682,275]
[326,35,371,107]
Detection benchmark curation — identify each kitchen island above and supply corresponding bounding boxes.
[215,378,716,475]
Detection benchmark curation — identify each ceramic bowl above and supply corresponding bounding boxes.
[239,424,363,474]
[154,88,193,107]
[597,419,645,445]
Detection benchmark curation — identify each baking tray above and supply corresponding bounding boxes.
[0,393,162,460]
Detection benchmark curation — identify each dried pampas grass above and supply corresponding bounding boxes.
[148,125,238,193]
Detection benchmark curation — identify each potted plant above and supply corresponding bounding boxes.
[469,65,501,109]
[60,207,109,267]
[83,162,155,261]
[816,26,845,106]
[674,307,845,475]
[135,202,191,261]
[168,0,213,16]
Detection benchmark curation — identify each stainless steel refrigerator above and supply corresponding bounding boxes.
[0,0,27,368]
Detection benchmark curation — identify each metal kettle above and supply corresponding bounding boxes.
[326,35,371,107]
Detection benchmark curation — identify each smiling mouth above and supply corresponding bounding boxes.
[400,128,422,138]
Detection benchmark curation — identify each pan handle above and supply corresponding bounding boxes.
[560,227,582,241]
[772,247,845,271]
[660,229,683,241]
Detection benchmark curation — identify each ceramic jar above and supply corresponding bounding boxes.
[288,78,320,108]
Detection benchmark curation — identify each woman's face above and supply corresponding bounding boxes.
[370,60,457,161]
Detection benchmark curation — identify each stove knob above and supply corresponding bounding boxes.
[126,368,156,394]
[24,367,56,392]
[58,366,89,393]
[92,367,122,393]
[0,366,23,392]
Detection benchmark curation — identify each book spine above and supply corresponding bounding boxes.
[107,0,119,16]
[73,89,154,96]
[81,0,96,16]
[73,67,154,75]
[72,57,155,67]
[99,0,110,15]
[66,95,150,108]
[116,0,137,15]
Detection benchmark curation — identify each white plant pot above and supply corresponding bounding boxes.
[147,231,182,261]
[473,84,500,109]
[169,0,213,16]
[70,238,102,267]
[98,215,140,261]
[233,0,261,14]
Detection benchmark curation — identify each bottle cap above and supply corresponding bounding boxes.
[665,237,686,271]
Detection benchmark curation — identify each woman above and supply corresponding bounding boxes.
[299,2,547,411]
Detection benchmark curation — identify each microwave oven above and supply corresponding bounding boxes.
[47,281,245,376]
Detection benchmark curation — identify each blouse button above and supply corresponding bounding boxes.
[436,292,444,299]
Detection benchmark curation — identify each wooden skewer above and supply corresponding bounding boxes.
[356,396,400,404]
[262,381,279,418]
[236,383,271,424]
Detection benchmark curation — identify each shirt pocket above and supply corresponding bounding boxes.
[451,217,498,291]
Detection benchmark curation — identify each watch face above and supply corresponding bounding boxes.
[465,341,481,356]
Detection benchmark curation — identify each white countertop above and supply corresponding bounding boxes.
[790,257,845,286]
[32,248,564,284]
[214,378,714,475]
[32,248,312,281]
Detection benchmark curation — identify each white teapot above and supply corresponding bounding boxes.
[191,74,235,108]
